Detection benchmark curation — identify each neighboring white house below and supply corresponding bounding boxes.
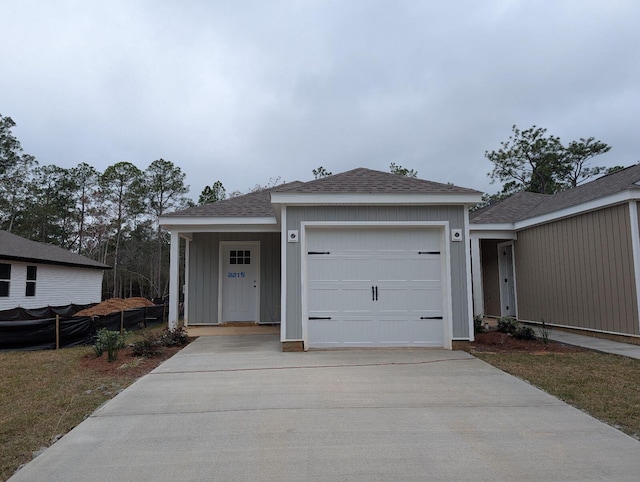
[0,230,110,311]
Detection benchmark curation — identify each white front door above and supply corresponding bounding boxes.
[221,242,259,323]
[498,242,517,318]
[306,227,445,348]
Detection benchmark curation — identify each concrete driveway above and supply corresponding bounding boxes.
[10,334,640,481]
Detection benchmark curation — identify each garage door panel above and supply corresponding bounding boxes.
[308,256,378,282]
[375,318,444,347]
[308,286,373,315]
[306,227,445,348]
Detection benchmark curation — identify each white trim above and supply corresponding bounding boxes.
[184,238,190,326]
[442,223,453,350]
[629,201,640,332]
[168,230,180,330]
[471,191,640,234]
[270,192,482,205]
[160,216,278,227]
[464,207,475,342]
[469,227,518,238]
[280,207,287,342]
[470,234,484,317]
[218,241,261,324]
[299,221,453,350]
[514,191,639,229]
[161,224,280,233]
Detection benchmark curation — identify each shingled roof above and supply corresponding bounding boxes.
[471,163,640,225]
[162,181,305,218]
[164,168,481,219]
[273,167,481,194]
[470,192,549,224]
[0,231,110,269]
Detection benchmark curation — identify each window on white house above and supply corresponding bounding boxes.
[0,263,10,297]
[26,266,37,297]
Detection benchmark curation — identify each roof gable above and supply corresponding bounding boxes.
[273,167,480,195]
[0,231,110,269]
[163,168,482,221]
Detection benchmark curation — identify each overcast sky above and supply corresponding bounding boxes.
[2,0,639,200]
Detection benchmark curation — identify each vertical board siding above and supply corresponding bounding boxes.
[188,232,280,324]
[515,204,639,335]
[286,205,469,340]
[480,239,501,317]
[0,262,103,310]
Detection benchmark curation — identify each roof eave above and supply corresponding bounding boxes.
[0,255,110,270]
[159,215,278,226]
[514,190,640,230]
[270,192,483,205]
[160,216,280,233]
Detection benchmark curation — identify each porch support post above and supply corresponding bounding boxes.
[470,233,484,318]
[628,201,640,332]
[168,230,180,331]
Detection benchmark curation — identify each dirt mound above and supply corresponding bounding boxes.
[75,297,156,317]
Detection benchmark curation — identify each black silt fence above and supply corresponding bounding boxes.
[0,303,96,321]
[0,304,166,352]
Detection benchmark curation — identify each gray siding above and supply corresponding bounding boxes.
[515,203,639,336]
[285,205,470,340]
[188,232,280,324]
[480,239,501,317]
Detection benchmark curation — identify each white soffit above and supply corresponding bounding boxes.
[270,192,483,205]
[159,216,278,227]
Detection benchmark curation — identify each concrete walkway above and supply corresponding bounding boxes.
[546,328,640,359]
[10,334,640,481]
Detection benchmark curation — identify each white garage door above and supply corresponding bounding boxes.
[306,227,445,348]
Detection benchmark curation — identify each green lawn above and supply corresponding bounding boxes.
[0,326,181,481]
[474,350,640,439]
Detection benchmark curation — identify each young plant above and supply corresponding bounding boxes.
[497,317,518,335]
[474,315,485,335]
[539,318,551,344]
[93,328,130,362]
[514,325,536,340]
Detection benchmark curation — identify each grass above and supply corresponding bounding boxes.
[0,325,179,481]
[474,350,640,439]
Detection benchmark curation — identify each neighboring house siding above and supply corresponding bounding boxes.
[284,205,470,340]
[188,232,280,324]
[480,239,501,317]
[515,203,639,335]
[0,261,103,310]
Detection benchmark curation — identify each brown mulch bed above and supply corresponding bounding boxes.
[471,331,587,354]
[79,344,184,377]
[75,297,156,317]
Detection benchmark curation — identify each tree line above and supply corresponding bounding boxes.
[1,112,618,301]
[1,114,194,300]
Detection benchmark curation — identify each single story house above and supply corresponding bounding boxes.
[0,230,110,311]
[470,163,640,345]
[160,168,482,351]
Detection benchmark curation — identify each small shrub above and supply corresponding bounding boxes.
[93,328,129,362]
[131,334,162,357]
[514,325,536,340]
[474,315,485,335]
[497,317,518,335]
[539,318,550,344]
[160,326,189,347]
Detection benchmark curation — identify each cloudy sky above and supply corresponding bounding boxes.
[2,0,639,200]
